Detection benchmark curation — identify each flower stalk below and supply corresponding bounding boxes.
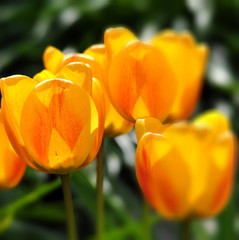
[96,140,104,240]
[142,198,151,240]
[181,219,191,240]
[61,174,78,240]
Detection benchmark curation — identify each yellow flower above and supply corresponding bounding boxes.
[151,30,208,120]
[103,27,177,122]
[1,63,104,174]
[0,110,26,190]
[103,27,208,122]
[43,45,133,137]
[135,111,237,219]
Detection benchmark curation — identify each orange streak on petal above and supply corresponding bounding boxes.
[108,41,177,122]
[20,79,99,174]
[49,88,84,151]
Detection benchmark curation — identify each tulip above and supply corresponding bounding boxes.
[43,45,133,137]
[103,27,177,122]
[43,45,133,239]
[103,27,208,122]
[151,31,208,120]
[1,62,105,240]
[1,62,104,174]
[0,110,26,190]
[135,111,237,219]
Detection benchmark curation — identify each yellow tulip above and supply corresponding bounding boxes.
[104,27,177,122]
[103,27,208,122]
[1,62,104,174]
[0,110,26,190]
[43,45,133,137]
[135,111,237,219]
[151,31,208,120]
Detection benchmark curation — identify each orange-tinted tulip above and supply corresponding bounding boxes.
[151,31,208,120]
[103,27,208,122]
[1,62,104,174]
[43,45,133,137]
[104,27,177,122]
[135,111,237,219]
[0,110,26,190]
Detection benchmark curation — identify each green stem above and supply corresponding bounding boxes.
[3,178,61,215]
[96,140,104,240]
[105,214,159,240]
[60,174,78,240]
[0,178,61,233]
[181,219,191,240]
[142,198,150,240]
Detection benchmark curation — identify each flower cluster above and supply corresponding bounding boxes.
[0,26,237,233]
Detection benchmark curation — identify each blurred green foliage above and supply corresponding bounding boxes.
[0,0,239,239]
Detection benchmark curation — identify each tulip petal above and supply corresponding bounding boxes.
[20,79,99,174]
[79,78,104,169]
[84,44,106,67]
[43,46,64,74]
[1,75,40,170]
[194,132,236,217]
[0,110,26,190]
[135,117,170,142]
[83,44,108,87]
[84,44,134,137]
[104,27,137,60]
[151,31,208,120]
[136,132,191,219]
[163,123,213,209]
[33,70,55,83]
[104,100,134,137]
[193,110,230,134]
[59,53,85,70]
[108,40,177,122]
[56,62,92,94]
[58,53,103,82]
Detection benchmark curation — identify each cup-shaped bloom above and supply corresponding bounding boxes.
[1,62,104,174]
[43,45,133,137]
[135,111,237,219]
[151,31,208,120]
[104,27,177,122]
[103,27,208,122]
[0,110,26,190]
